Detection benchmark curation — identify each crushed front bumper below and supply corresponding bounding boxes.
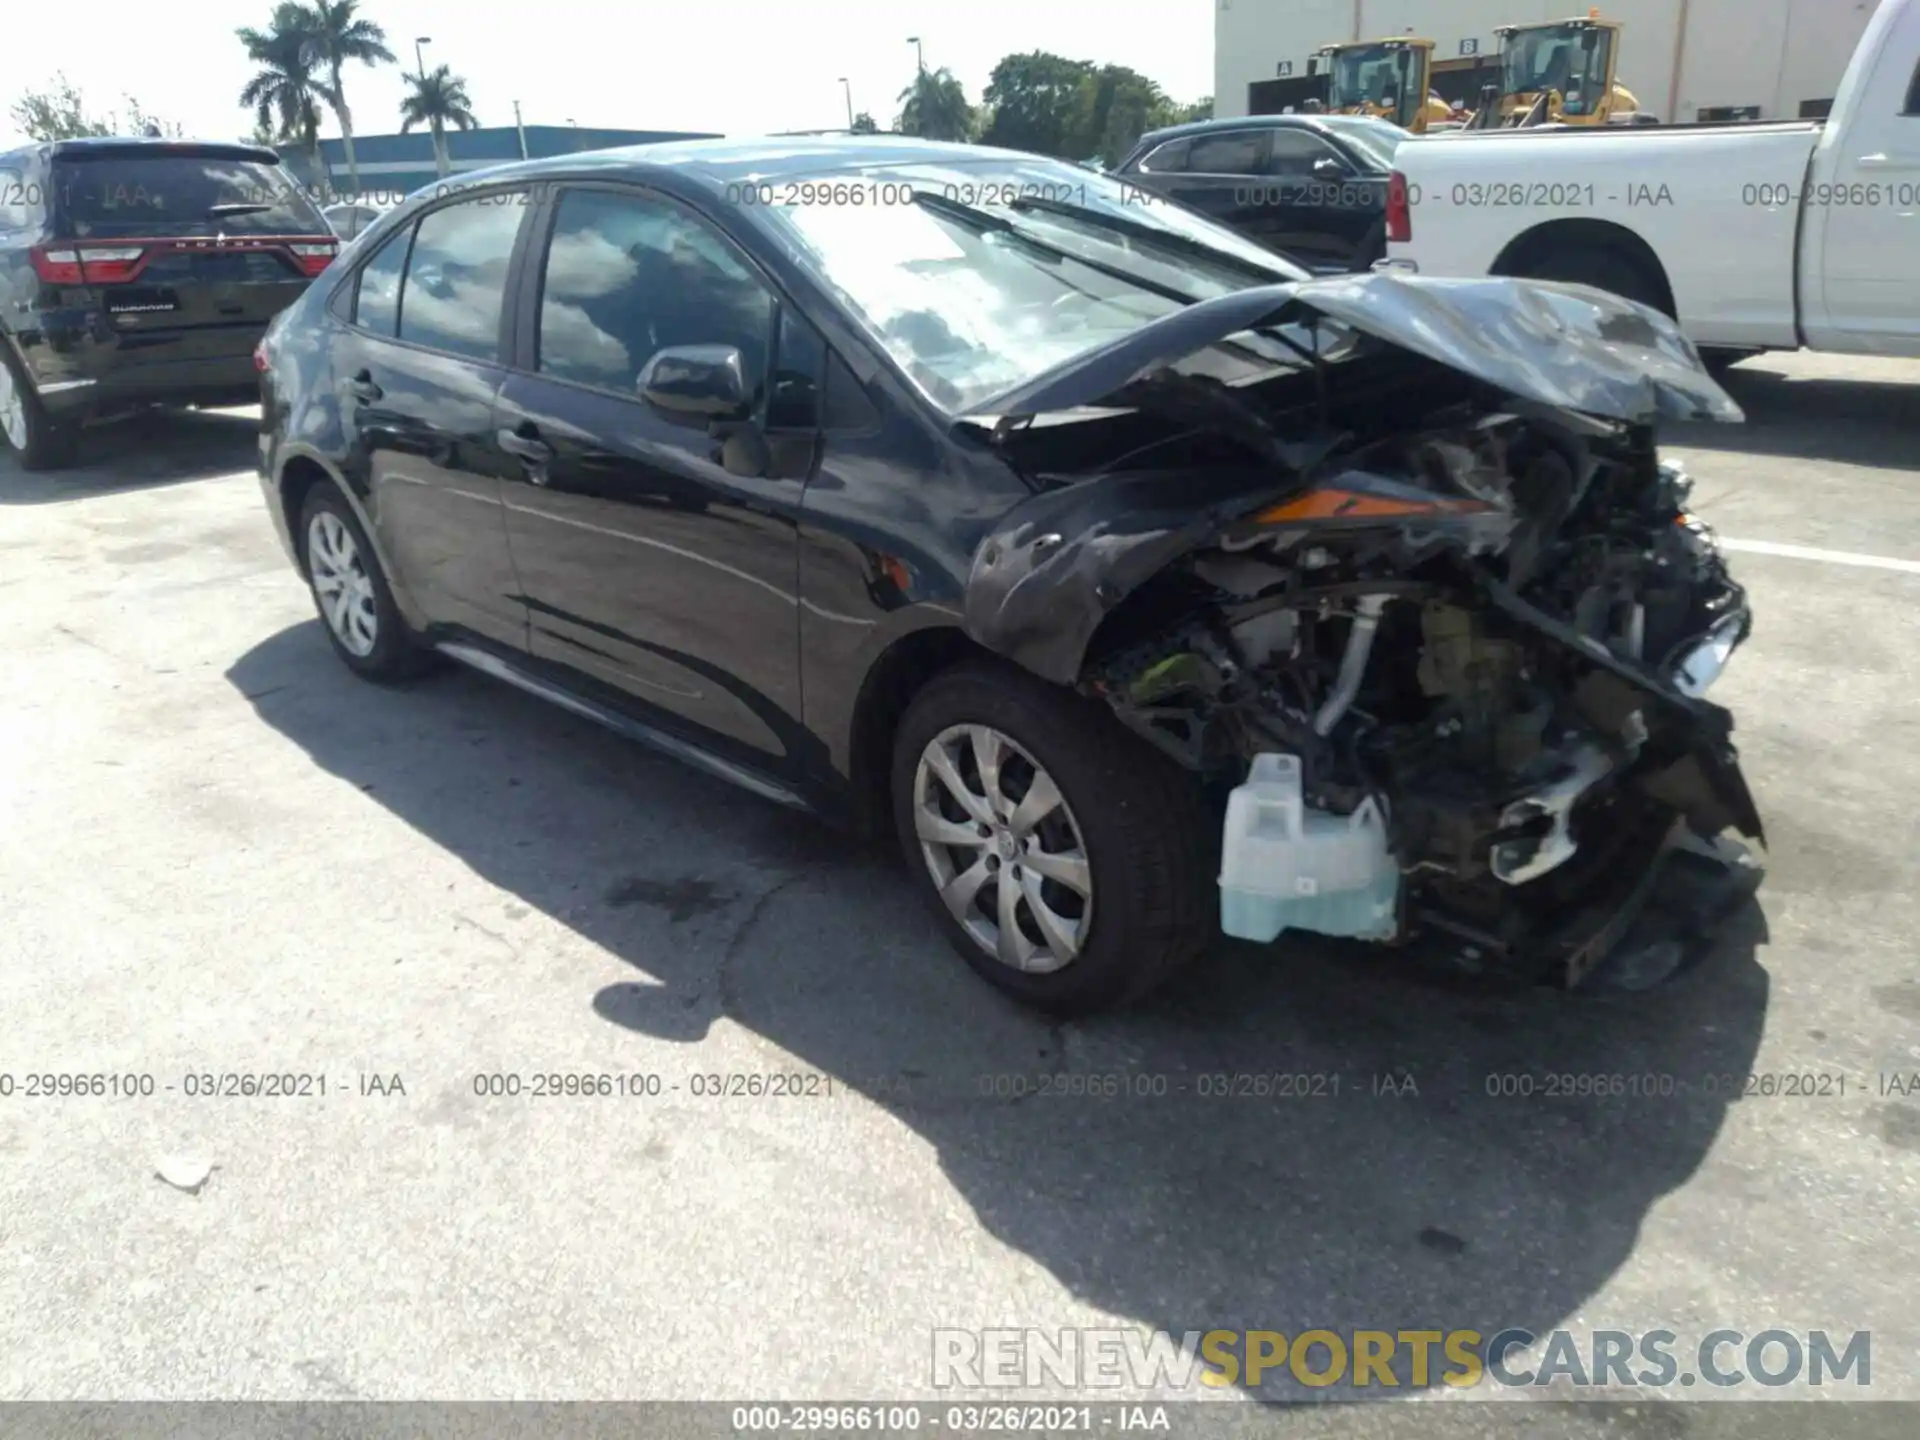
[1407,801,1765,992]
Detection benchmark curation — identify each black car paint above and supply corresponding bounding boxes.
[259,142,1041,828]
[257,137,1757,875]
[967,272,1745,428]
[1112,116,1395,273]
[0,138,332,426]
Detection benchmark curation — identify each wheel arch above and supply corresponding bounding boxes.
[1491,218,1677,318]
[273,444,430,632]
[846,623,998,839]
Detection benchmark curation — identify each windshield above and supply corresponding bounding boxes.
[52,153,327,239]
[744,158,1312,413]
[1327,46,1420,126]
[1314,116,1405,168]
[1500,26,1613,114]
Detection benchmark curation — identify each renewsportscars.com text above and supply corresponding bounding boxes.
[930,1327,1871,1391]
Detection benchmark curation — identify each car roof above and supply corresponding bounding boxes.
[1128,114,1352,149]
[417,134,1055,198]
[40,137,282,163]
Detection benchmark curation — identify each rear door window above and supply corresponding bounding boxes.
[51,152,328,238]
[397,193,528,361]
[1186,130,1270,175]
[354,223,414,336]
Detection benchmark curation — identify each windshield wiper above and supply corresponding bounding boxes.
[207,202,273,218]
[910,189,1206,308]
[1005,194,1300,285]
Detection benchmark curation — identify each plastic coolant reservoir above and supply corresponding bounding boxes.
[1218,753,1400,943]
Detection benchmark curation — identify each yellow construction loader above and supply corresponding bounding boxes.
[1309,38,1456,134]
[1465,10,1643,128]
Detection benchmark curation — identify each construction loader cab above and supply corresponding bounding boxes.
[1310,39,1449,133]
[1491,15,1633,125]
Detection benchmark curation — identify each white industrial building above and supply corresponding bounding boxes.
[1215,0,1883,124]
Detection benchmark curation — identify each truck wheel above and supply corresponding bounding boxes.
[0,346,80,471]
[1517,247,1667,315]
[891,661,1217,1016]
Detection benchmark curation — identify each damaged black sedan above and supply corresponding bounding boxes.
[254,137,1762,1016]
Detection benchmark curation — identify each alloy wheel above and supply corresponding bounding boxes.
[912,724,1094,973]
[0,362,26,451]
[306,510,379,658]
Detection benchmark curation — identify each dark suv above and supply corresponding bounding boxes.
[0,137,337,469]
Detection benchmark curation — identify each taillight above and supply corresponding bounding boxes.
[1386,171,1411,244]
[30,245,147,284]
[288,241,337,276]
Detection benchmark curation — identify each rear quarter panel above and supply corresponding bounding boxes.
[1388,125,1823,348]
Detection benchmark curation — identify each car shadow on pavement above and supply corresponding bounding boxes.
[1669,366,1920,472]
[229,622,1770,1401]
[0,408,259,504]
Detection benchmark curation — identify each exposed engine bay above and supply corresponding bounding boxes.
[960,275,1766,988]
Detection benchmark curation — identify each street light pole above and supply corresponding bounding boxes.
[513,99,528,159]
[838,77,854,127]
[907,36,925,73]
[414,36,431,79]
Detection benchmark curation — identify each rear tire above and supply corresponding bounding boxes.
[1515,245,1666,314]
[0,345,81,472]
[297,482,434,684]
[891,661,1217,1016]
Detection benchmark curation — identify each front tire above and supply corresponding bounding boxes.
[0,345,80,471]
[298,482,433,683]
[891,661,1217,1015]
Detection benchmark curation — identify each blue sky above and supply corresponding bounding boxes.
[1,0,1216,148]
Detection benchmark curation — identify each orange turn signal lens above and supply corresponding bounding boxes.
[1253,489,1495,524]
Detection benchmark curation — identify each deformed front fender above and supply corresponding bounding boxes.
[960,465,1301,686]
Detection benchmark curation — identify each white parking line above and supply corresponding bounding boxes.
[1719,538,1920,575]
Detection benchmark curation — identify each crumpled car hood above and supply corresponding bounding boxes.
[963,271,1744,427]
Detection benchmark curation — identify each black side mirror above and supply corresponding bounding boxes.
[637,344,752,424]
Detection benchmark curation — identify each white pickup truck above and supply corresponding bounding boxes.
[1381,0,1920,363]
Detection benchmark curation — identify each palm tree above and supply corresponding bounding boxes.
[298,0,394,200]
[400,65,479,179]
[238,4,330,199]
[895,67,974,141]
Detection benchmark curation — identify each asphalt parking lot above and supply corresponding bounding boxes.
[2,353,1918,1424]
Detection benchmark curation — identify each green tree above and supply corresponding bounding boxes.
[848,111,880,134]
[239,4,331,198]
[1069,65,1181,168]
[1175,96,1214,124]
[7,75,176,140]
[400,65,479,178]
[979,51,1095,157]
[298,0,395,200]
[8,75,108,140]
[121,96,185,138]
[895,67,974,142]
